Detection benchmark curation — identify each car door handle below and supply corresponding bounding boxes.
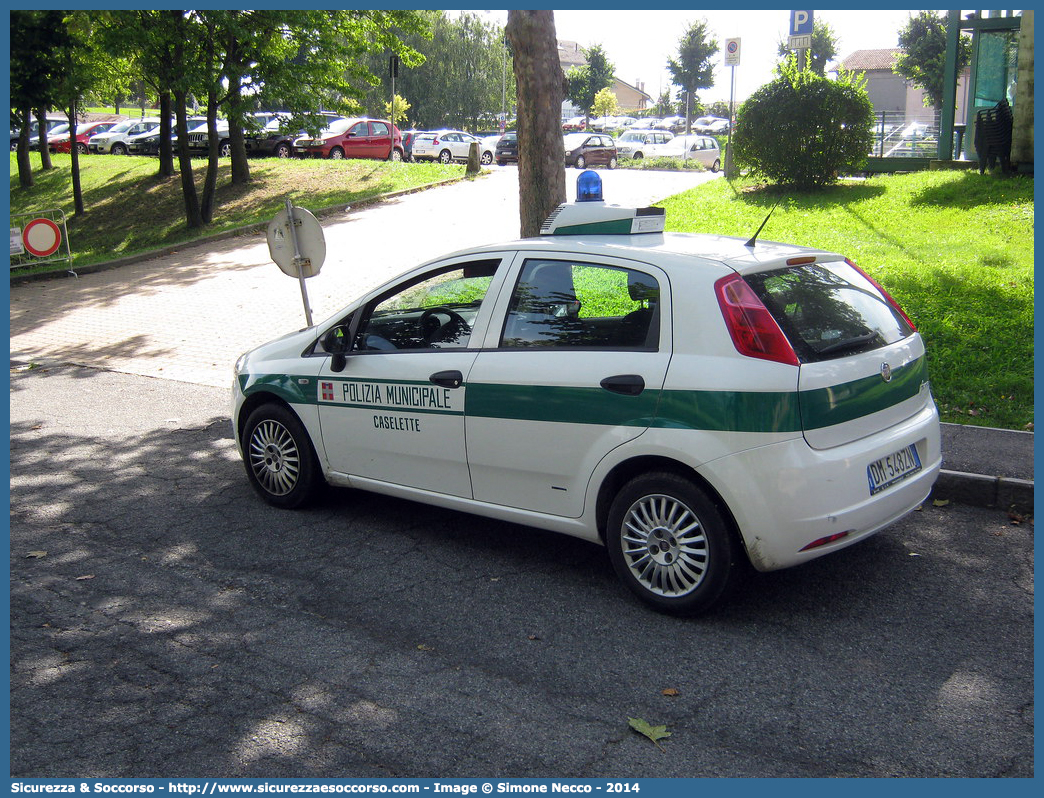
[430,370,464,389]
[600,374,645,396]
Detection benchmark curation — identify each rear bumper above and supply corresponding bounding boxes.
[698,402,942,571]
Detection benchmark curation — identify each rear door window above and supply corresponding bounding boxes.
[744,261,914,362]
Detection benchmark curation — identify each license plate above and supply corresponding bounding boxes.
[867,444,922,495]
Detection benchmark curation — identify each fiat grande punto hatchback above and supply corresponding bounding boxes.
[232,173,941,615]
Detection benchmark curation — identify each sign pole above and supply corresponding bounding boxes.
[723,37,741,179]
[284,198,313,327]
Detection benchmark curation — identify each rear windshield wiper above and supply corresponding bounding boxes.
[815,331,878,356]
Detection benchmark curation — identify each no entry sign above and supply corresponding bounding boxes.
[22,217,63,258]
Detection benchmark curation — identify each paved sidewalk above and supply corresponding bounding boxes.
[8,169,1033,513]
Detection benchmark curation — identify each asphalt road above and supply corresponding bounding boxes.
[9,364,1034,778]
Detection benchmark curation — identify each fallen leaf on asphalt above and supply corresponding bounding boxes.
[662,688,680,697]
[26,551,47,559]
[75,574,95,580]
[628,717,671,751]
[527,634,541,641]
[932,499,950,507]
[417,644,433,651]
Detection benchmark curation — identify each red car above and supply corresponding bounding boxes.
[49,120,119,154]
[294,117,403,161]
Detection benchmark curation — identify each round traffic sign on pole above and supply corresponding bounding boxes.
[22,217,62,258]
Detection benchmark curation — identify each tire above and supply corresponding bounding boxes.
[329,146,344,159]
[711,159,721,173]
[608,156,618,169]
[219,141,231,157]
[76,143,88,155]
[438,149,452,164]
[275,142,291,158]
[634,152,644,160]
[575,155,586,169]
[389,148,403,162]
[111,142,128,156]
[242,403,323,509]
[481,151,493,165]
[496,160,505,166]
[606,472,741,616]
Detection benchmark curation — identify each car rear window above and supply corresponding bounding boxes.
[744,261,914,363]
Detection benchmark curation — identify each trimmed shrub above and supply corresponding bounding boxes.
[732,57,874,189]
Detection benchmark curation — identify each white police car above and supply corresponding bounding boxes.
[232,172,941,615]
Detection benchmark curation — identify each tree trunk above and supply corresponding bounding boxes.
[227,78,250,185]
[36,108,53,170]
[200,88,220,224]
[17,107,33,188]
[506,10,566,238]
[68,102,84,216]
[158,91,174,178]
[174,92,203,229]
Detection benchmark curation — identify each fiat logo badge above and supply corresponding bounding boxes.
[881,362,893,382]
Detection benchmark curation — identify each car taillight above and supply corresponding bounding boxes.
[432,138,439,145]
[714,274,799,366]
[845,258,917,332]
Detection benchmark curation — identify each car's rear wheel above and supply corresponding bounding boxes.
[711,158,721,173]
[575,155,586,169]
[438,149,452,164]
[219,141,232,157]
[481,151,493,165]
[633,151,644,160]
[242,403,323,509]
[389,148,403,162]
[607,472,740,615]
[329,146,344,159]
[608,156,618,169]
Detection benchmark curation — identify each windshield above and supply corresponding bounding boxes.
[563,133,589,148]
[46,124,70,136]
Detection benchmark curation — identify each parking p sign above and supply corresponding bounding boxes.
[788,9,814,49]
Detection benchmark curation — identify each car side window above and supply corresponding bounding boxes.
[352,259,501,352]
[500,259,659,350]
[371,121,389,136]
[349,122,368,137]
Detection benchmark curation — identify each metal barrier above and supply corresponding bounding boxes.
[10,208,72,272]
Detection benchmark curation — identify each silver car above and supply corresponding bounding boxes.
[615,129,675,160]
[660,135,722,172]
[411,130,480,163]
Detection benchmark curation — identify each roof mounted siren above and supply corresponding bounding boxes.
[540,170,666,236]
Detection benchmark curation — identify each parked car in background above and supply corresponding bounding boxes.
[615,129,675,160]
[11,114,68,150]
[127,116,207,155]
[494,132,518,165]
[562,116,587,131]
[400,129,420,162]
[411,130,480,164]
[244,112,343,158]
[563,132,618,169]
[30,122,69,148]
[89,118,162,155]
[48,120,120,154]
[294,118,403,161]
[694,116,730,135]
[655,116,687,133]
[479,134,501,165]
[659,134,721,171]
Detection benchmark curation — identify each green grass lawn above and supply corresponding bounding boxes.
[9,152,464,273]
[660,172,1034,431]
[10,155,1033,430]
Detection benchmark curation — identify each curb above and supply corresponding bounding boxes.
[932,470,1034,515]
[9,172,481,286]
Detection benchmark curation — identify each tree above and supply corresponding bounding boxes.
[776,19,839,76]
[385,94,411,127]
[894,11,972,109]
[667,20,719,133]
[652,90,673,117]
[505,10,566,238]
[733,55,874,189]
[593,87,619,120]
[566,44,615,125]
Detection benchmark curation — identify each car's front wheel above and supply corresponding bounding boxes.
[242,403,323,509]
[111,142,127,156]
[329,146,344,159]
[275,142,291,158]
[606,472,741,615]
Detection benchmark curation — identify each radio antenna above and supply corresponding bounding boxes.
[744,197,783,248]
